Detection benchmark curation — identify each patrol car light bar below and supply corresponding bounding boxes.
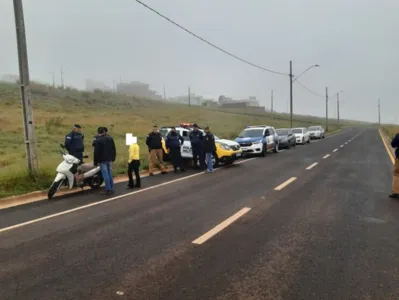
[246,125,269,128]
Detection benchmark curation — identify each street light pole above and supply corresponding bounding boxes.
[337,93,340,127]
[13,0,39,176]
[289,61,293,128]
[325,87,329,131]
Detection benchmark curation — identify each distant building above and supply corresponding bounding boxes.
[116,81,162,100]
[1,74,19,83]
[169,93,204,106]
[85,79,112,92]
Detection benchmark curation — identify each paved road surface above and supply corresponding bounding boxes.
[1,128,398,300]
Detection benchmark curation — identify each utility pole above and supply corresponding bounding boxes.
[163,85,166,101]
[337,93,340,127]
[289,61,293,128]
[112,77,116,93]
[188,86,191,106]
[325,87,329,131]
[378,98,381,126]
[271,90,274,113]
[60,67,64,89]
[13,0,39,176]
[51,72,55,88]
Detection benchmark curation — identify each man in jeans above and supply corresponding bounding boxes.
[146,125,167,176]
[390,132,399,198]
[94,127,116,195]
[203,126,216,173]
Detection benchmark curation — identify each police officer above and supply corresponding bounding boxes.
[390,132,399,198]
[166,127,185,173]
[64,124,84,161]
[189,124,205,169]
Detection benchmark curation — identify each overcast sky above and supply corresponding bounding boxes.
[1,0,398,123]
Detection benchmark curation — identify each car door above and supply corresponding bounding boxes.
[180,130,193,158]
[270,127,278,147]
[264,129,273,149]
[304,128,309,141]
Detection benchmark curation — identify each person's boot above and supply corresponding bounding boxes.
[126,183,134,189]
[135,182,141,188]
[389,193,399,198]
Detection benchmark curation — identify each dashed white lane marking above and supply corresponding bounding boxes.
[306,162,318,170]
[274,177,297,190]
[323,154,330,159]
[192,207,251,245]
[333,149,338,152]
[0,158,258,234]
[340,145,344,148]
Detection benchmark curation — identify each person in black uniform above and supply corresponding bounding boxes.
[189,124,205,169]
[390,132,399,198]
[64,124,84,161]
[166,127,185,173]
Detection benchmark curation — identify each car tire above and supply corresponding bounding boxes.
[273,142,279,153]
[307,138,311,144]
[287,142,291,149]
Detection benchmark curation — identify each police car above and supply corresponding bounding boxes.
[159,123,242,167]
[235,125,279,156]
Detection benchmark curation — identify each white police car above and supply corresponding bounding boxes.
[235,125,279,156]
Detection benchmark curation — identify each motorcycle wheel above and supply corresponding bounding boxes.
[88,175,104,189]
[48,180,63,200]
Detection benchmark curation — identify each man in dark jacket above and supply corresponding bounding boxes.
[92,127,108,147]
[390,132,399,198]
[203,126,217,173]
[166,127,185,173]
[146,125,167,176]
[189,124,205,169]
[94,127,116,195]
[64,124,84,160]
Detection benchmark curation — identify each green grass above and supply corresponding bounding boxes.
[0,81,368,198]
[381,125,399,140]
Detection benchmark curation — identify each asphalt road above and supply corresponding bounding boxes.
[1,127,398,300]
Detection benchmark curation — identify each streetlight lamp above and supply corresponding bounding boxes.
[289,62,320,128]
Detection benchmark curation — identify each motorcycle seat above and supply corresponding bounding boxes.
[78,163,97,173]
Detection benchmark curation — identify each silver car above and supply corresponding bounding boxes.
[308,126,325,139]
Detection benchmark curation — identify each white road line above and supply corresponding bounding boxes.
[192,207,251,245]
[306,162,318,170]
[333,149,338,152]
[340,145,344,148]
[0,158,258,234]
[323,154,330,159]
[274,177,297,190]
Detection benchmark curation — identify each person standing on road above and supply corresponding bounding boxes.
[189,124,205,169]
[146,125,167,176]
[203,126,216,173]
[390,132,399,198]
[64,124,85,161]
[166,127,185,173]
[126,137,141,189]
[94,127,116,195]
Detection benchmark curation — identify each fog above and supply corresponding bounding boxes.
[1,0,398,123]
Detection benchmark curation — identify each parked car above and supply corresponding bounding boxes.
[276,128,296,149]
[308,126,325,139]
[292,127,310,144]
[159,123,242,167]
[235,125,279,156]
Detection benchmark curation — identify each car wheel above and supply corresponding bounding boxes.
[273,142,279,153]
[287,142,291,149]
[307,138,311,144]
[293,141,296,147]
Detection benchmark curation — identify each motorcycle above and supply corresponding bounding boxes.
[47,144,104,199]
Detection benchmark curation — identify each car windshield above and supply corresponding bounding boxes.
[308,126,319,131]
[159,128,170,137]
[276,129,289,135]
[292,128,303,134]
[238,129,264,138]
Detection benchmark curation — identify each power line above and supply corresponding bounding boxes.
[135,0,288,76]
[295,79,324,98]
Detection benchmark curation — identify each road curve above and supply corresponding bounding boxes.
[1,127,398,300]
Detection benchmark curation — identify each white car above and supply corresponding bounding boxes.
[308,126,325,139]
[292,127,310,144]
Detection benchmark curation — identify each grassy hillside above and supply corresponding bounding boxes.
[382,125,399,140]
[0,81,364,198]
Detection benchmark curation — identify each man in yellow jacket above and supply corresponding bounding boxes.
[127,137,141,189]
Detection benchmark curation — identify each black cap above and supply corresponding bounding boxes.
[97,127,105,134]
[73,124,81,129]
[193,123,198,128]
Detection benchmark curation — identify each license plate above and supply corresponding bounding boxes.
[241,147,247,151]
[236,153,242,157]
